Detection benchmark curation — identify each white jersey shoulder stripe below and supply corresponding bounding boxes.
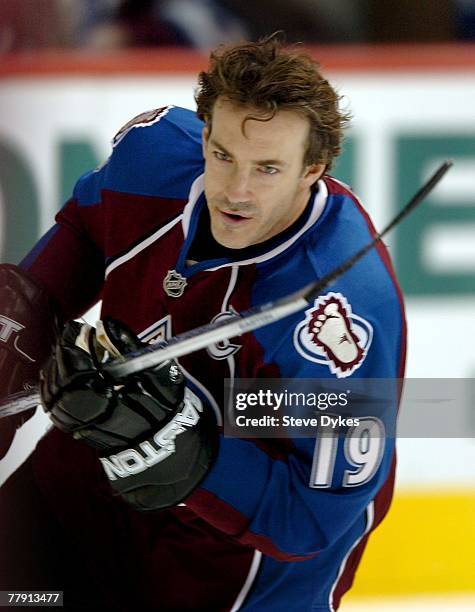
[182,174,205,237]
[105,173,204,278]
[105,214,182,278]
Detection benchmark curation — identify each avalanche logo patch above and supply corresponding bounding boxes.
[112,106,171,147]
[293,292,373,378]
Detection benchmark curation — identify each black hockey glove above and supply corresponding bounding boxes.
[0,264,58,459]
[40,318,219,511]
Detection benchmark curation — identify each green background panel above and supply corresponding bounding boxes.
[0,141,40,264]
[396,135,475,296]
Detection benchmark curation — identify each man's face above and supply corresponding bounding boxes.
[202,98,324,249]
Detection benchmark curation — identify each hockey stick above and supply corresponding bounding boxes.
[0,160,453,418]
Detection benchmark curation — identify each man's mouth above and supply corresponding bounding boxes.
[219,210,252,224]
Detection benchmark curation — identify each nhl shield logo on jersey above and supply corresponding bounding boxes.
[293,292,373,377]
[163,270,187,298]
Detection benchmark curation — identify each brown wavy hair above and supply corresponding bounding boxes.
[195,33,351,170]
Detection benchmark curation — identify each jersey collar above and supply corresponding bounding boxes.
[178,173,328,276]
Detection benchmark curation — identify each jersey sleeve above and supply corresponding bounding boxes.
[19,106,203,321]
[19,191,105,322]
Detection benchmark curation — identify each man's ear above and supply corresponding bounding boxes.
[302,164,327,188]
[303,163,326,187]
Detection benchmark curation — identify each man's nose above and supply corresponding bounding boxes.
[224,168,252,204]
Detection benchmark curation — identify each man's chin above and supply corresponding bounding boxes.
[212,228,252,250]
[209,219,252,249]
[216,236,251,250]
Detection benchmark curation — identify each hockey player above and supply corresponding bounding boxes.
[0,34,405,610]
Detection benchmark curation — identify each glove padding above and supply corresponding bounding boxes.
[40,318,219,510]
[0,264,58,458]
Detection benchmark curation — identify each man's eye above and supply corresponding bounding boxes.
[214,151,230,162]
[259,166,278,175]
